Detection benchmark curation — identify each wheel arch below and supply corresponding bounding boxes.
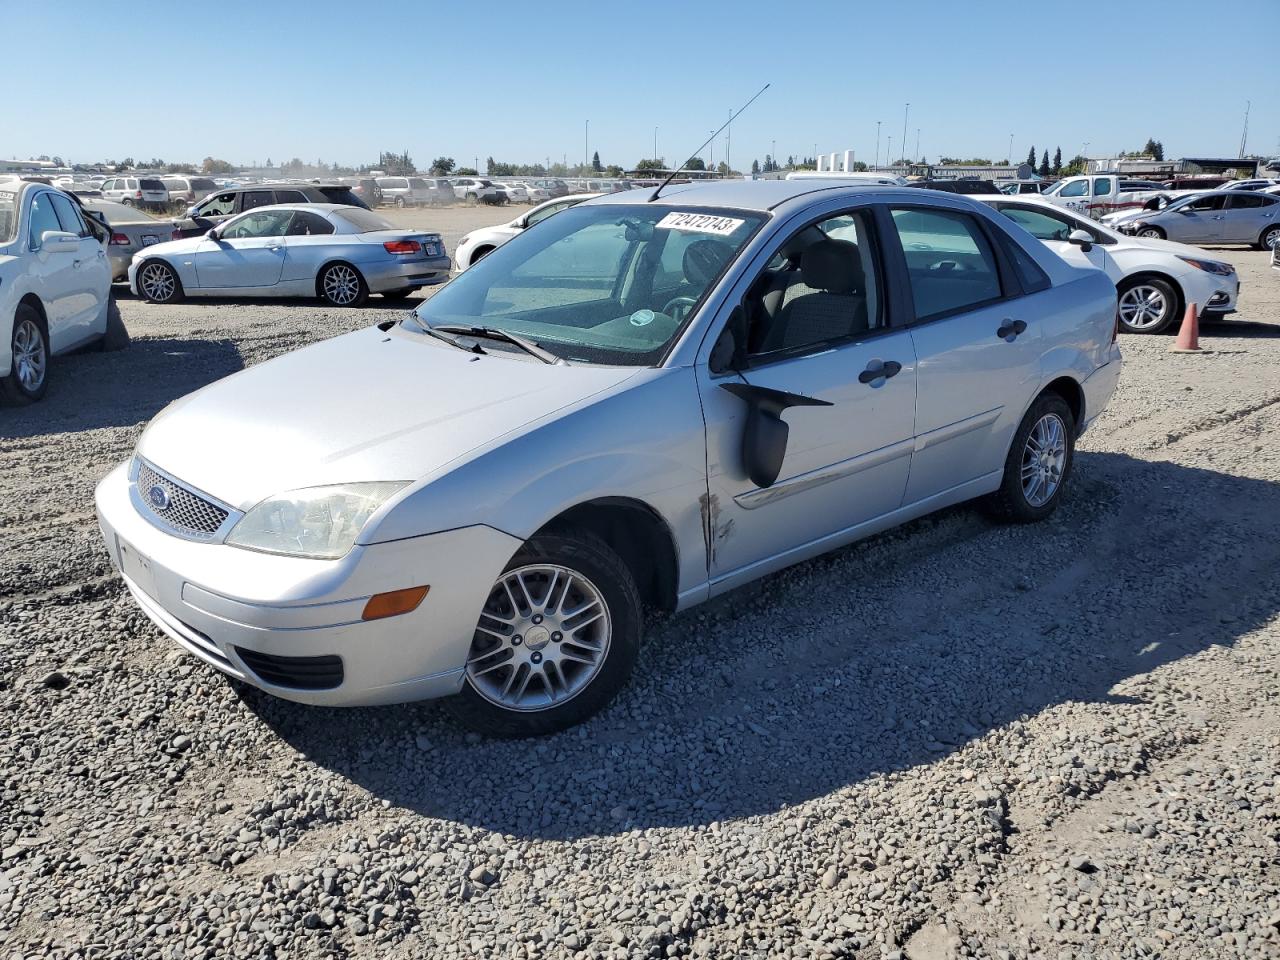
[1040,375,1085,435]
[532,496,680,613]
[1118,269,1184,320]
[17,293,48,331]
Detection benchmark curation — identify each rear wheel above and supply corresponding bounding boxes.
[137,260,183,304]
[447,529,642,737]
[395,197,406,208]
[1117,276,1178,334]
[982,393,1075,524]
[1136,226,1164,240]
[1258,224,1280,251]
[318,263,368,307]
[2,305,49,404]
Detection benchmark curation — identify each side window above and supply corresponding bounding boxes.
[241,190,275,211]
[200,192,237,217]
[1228,193,1269,209]
[888,208,1003,320]
[745,209,882,358]
[223,210,294,239]
[1092,177,1112,196]
[1059,179,1088,198]
[997,206,1074,241]
[273,190,306,203]
[27,193,63,249]
[525,199,572,228]
[286,211,335,236]
[1186,195,1226,212]
[50,193,88,237]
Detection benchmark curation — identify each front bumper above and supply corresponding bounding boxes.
[360,255,452,293]
[95,461,521,706]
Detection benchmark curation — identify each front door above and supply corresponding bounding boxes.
[24,191,82,352]
[884,205,1044,504]
[697,207,918,589]
[1168,194,1226,243]
[192,209,292,289]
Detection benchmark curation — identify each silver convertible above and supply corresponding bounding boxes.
[95,180,1121,737]
[128,204,450,306]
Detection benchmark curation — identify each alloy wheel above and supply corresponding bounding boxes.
[1137,228,1162,239]
[322,265,360,305]
[12,318,46,392]
[1264,228,1280,250]
[1118,284,1169,331]
[465,564,611,712]
[1021,413,1067,508]
[139,262,175,302]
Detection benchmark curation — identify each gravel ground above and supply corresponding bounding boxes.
[2,212,1278,960]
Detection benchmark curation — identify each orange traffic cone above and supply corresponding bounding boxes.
[1169,301,1209,354]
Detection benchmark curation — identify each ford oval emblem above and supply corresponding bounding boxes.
[148,485,170,511]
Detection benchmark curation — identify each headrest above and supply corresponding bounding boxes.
[801,238,862,294]
[683,239,733,287]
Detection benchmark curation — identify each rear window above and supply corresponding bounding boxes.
[191,178,217,190]
[317,186,363,207]
[337,208,393,232]
[140,179,166,191]
[409,178,428,189]
[87,200,160,223]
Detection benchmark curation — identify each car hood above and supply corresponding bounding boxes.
[136,324,639,510]
[1115,233,1222,260]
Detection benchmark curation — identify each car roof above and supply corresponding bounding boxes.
[582,178,894,213]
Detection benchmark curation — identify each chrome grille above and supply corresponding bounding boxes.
[136,461,229,540]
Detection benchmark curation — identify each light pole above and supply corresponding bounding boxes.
[887,136,893,170]
[654,126,658,163]
[875,121,882,170]
[915,128,920,163]
[1007,134,1014,165]
[726,109,732,175]
[584,119,589,175]
[902,103,910,166]
[772,139,777,171]
[708,131,714,173]
[1082,141,1090,173]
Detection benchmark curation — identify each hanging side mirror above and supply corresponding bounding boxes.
[719,382,832,488]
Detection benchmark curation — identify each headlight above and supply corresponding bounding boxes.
[226,482,409,559]
[1176,255,1235,276]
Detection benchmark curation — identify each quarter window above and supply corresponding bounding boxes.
[27,193,63,249]
[241,190,275,211]
[286,211,334,236]
[888,208,1003,320]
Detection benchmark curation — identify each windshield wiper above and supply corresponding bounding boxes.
[436,324,563,365]
[403,313,488,355]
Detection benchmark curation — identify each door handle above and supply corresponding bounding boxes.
[997,319,1027,340]
[858,359,902,384]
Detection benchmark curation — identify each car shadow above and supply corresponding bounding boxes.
[238,451,1280,840]
[1201,319,1280,338]
[0,337,243,438]
[111,286,420,309]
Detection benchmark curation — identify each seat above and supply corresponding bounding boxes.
[758,237,868,352]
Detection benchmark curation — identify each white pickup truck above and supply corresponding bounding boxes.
[1039,175,1167,220]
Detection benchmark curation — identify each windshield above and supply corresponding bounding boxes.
[411,204,765,365]
[0,187,17,243]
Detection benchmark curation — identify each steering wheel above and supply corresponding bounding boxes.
[928,259,962,272]
[662,296,698,321]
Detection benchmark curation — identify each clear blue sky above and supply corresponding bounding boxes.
[4,0,1276,171]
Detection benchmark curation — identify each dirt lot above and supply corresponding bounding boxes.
[2,207,1278,960]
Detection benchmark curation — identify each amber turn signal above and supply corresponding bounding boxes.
[362,585,429,621]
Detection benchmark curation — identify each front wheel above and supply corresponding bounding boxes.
[1258,225,1280,251]
[1,304,49,404]
[1136,226,1164,240]
[318,263,368,307]
[1117,276,1178,334]
[447,529,641,737]
[136,260,183,304]
[982,393,1075,524]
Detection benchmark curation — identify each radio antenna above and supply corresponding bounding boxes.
[649,82,770,201]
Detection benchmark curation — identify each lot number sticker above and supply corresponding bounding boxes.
[657,212,744,236]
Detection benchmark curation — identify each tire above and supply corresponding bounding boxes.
[98,298,130,351]
[318,262,368,307]
[136,260,183,304]
[395,197,406,208]
[465,192,478,205]
[982,393,1075,524]
[380,288,415,301]
[446,528,642,738]
[1117,275,1179,334]
[1,304,50,404]
[120,198,133,207]
[1136,226,1164,240]
[1258,224,1280,252]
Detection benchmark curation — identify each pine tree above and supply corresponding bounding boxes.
[591,151,602,173]
[1026,145,1036,168]
[751,159,760,175]
[1153,141,1165,161]
[1038,149,1050,177]
[1052,147,1062,175]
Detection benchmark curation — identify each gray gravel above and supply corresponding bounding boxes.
[2,214,1278,959]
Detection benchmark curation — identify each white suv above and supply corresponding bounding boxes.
[0,181,120,402]
[101,176,169,210]
[451,177,499,203]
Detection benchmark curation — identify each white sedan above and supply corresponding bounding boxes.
[1,180,120,403]
[129,204,450,306]
[454,193,593,270]
[977,195,1239,334]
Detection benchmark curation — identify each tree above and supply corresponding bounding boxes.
[1141,138,1165,161]
[455,167,478,176]
[202,157,233,175]
[635,158,665,172]
[1052,147,1062,176]
[716,161,730,176]
[166,162,197,174]
[379,151,415,175]
[685,156,706,172]
[591,151,603,173]
[605,165,623,177]
[430,156,456,175]
[1026,145,1036,168]
[751,159,760,175]
[1062,154,1088,177]
[851,160,868,172]
[1038,149,1050,178]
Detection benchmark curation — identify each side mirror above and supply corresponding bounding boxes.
[205,227,220,240]
[1067,228,1095,253]
[720,382,832,489]
[39,230,81,253]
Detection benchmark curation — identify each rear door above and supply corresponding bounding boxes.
[192,209,292,289]
[1222,192,1279,243]
[885,204,1044,505]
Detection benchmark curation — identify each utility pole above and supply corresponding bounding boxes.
[654,126,658,163]
[726,109,732,175]
[772,139,777,171]
[916,128,920,163]
[1007,134,1014,165]
[901,103,910,166]
[584,119,589,175]
[1239,100,1251,157]
[887,136,893,170]
[875,121,882,170]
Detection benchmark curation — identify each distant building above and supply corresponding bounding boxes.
[1085,156,1259,177]
[0,159,61,173]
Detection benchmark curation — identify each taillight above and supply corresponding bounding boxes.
[109,233,130,246]
[135,190,143,199]
[170,230,181,241]
[383,240,421,254]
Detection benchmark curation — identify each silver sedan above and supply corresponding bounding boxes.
[128,204,450,306]
[96,181,1120,737]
